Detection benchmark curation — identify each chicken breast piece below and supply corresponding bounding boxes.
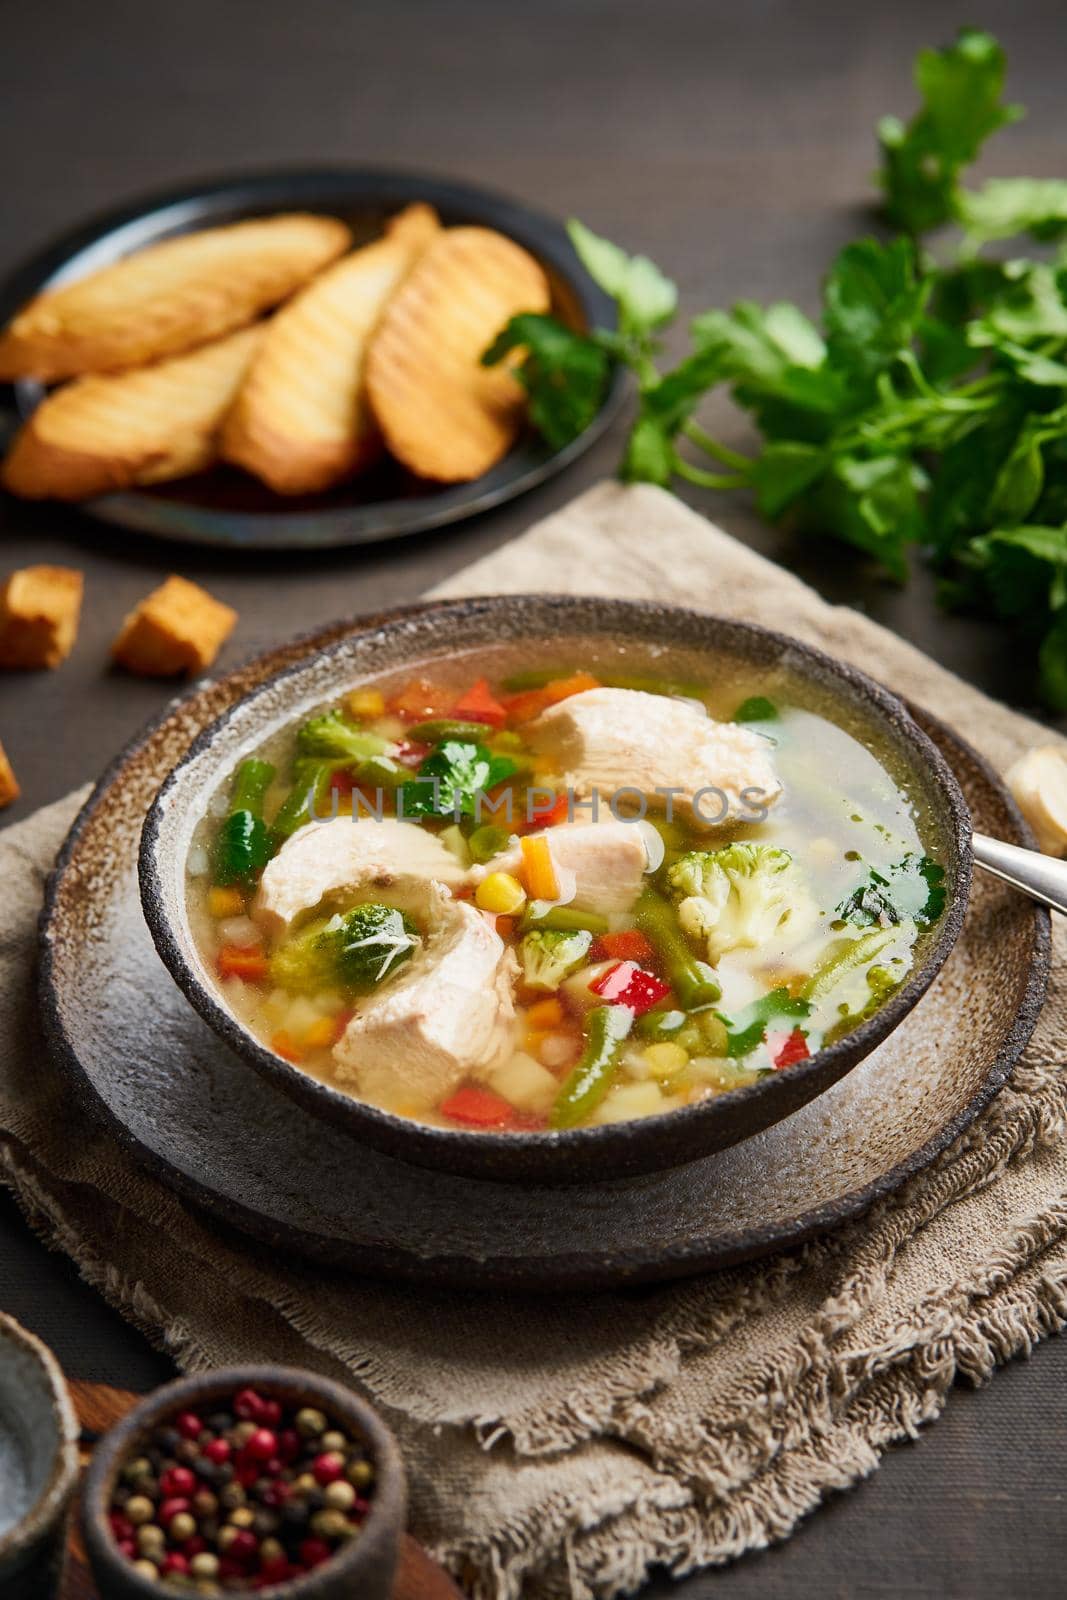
[254,816,468,937]
[332,881,517,1111]
[529,688,781,827]
[471,818,649,915]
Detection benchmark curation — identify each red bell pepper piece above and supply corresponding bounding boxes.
[440,1086,522,1129]
[452,677,508,728]
[773,1028,811,1070]
[590,961,672,1016]
[590,929,655,966]
[520,792,571,831]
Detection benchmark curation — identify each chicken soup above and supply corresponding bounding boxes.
[188,662,946,1132]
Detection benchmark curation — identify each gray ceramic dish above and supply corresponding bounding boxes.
[0,1314,80,1600]
[139,596,972,1184]
[81,1365,406,1600]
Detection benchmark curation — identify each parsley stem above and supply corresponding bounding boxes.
[671,453,749,490]
[682,421,754,471]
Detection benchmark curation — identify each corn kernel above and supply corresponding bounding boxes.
[303,1017,340,1051]
[475,872,527,914]
[208,886,246,919]
[643,1042,690,1080]
[525,996,565,1030]
[346,688,385,719]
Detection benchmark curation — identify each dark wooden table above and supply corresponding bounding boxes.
[2,2,1065,1594]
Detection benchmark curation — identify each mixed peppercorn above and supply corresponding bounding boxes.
[106,1386,375,1591]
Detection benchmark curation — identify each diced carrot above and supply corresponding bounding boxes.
[440,1086,521,1129]
[591,930,655,965]
[388,677,455,721]
[452,677,508,728]
[494,915,516,940]
[543,670,600,703]
[520,835,559,901]
[503,671,600,725]
[526,996,565,1030]
[208,886,246,919]
[501,687,552,724]
[271,1030,304,1063]
[217,945,268,982]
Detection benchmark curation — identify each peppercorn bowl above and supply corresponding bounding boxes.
[139,594,972,1184]
[81,1366,406,1599]
[0,1314,80,1600]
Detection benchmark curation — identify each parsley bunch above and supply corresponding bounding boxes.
[485,28,1067,709]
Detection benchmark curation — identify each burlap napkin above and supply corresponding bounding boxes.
[2,483,1066,1600]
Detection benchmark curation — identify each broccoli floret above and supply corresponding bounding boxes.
[271,903,420,996]
[667,842,815,962]
[519,927,594,991]
[295,709,393,764]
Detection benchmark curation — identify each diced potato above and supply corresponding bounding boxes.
[0,739,19,807]
[685,1056,756,1092]
[560,960,617,1014]
[589,1081,676,1125]
[487,1052,559,1114]
[112,575,236,677]
[0,565,83,669]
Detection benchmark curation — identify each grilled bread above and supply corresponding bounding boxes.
[1,324,264,500]
[365,226,550,482]
[221,203,440,494]
[0,213,350,380]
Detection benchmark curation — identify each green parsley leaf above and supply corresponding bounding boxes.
[400,741,518,820]
[877,27,1021,234]
[482,312,612,450]
[567,219,677,336]
[823,237,928,391]
[718,988,810,1059]
[957,177,1067,246]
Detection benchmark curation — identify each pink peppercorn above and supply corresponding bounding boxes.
[183,1535,206,1557]
[300,1536,332,1568]
[312,1451,344,1485]
[161,1552,189,1575]
[234,1387,265,1421]
[261,1555,291,1583]
[175,1411,202,1440]
[109,1512,133,1540]
[203,1436,231,1464]
[259,1398,282,1427]
[158,1497,191,1525]
[160,1465,196,1497]
[229,1528,258,1562]
[117,1538,136,1559]
[278,1429,300,1462]
[246,1427,277,1461]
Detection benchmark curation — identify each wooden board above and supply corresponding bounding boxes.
[62,1380,464,1599]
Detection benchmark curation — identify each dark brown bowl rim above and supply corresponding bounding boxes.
[136,595,973,1172]
[0,1314,80,1565]
[80,1364,405,1598]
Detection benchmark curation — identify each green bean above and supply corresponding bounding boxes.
[550,1005,634,1129]
[468,824,513,864]
[635,887,722,1010]
[406,718,492,744]
[521,904,610,935]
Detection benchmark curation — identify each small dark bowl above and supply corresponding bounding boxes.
[82,1365,406,1600]
[140,595,972,1184]
[0,1314,80,1600]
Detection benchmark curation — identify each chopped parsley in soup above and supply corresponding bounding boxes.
[189,659,946,1132]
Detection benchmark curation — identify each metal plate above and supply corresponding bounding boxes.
[0,169,625,550]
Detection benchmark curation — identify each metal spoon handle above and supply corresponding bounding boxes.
[972,831,1067,915]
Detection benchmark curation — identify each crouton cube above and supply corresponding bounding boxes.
[0,565,83,669]
[0,740,19,807]
[112,575,237,677]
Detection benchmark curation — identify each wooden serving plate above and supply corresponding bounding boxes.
[62,1381,463,1600]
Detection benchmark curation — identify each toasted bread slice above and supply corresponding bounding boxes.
[221,204,440,494]
[365,226,550,482]
[0,214,350,380]
[1,325,264,501]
